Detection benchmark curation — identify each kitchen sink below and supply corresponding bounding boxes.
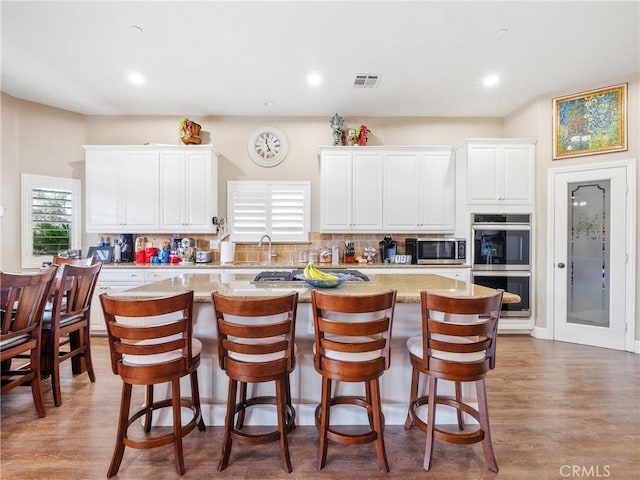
[252,269,370,283]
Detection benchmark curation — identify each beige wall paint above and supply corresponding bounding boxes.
[504,75,639,341]
[1,93,86,271]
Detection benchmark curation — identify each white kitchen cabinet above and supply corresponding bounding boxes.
[320,148,383,232]
[85,149,159,232]
[90,269,145,334]
[383,148,455,232]
[461,139,536,205]
[84,145,218,234]
[159,149,218,232]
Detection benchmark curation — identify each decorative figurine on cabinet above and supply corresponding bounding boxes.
[330,113,344,146]
[356,125,370,146]
[179,117,202,145]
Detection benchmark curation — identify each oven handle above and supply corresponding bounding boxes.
[472,224,532,231]
[472,271,531,278]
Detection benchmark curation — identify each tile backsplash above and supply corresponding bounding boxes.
[97,232,444,264]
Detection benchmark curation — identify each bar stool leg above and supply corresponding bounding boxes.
[423,377,438,471]
[476,380,498,473]
[317,376,332,470]
[276,377,292,472]
[108,383,132,478]
[171,379,185,475]
[370,378,389,472]
[218,378,237,471]
[235,382,247,429]
[404,365,419,429]
[190,370,206,431]
[455,381,465,430]
[144,385,154,432]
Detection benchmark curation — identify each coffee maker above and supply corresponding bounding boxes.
[379,235,397,263]
[118,234,134,262]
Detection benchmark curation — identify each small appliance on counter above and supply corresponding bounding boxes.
[195,250,213,263]
[177,237,196,264]
[405,237,466,265]
[379,235,397,264]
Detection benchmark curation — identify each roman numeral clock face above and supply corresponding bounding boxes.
[248,127,288,167]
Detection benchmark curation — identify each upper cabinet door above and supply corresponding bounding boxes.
[159,149,217,232]
[466,141,535,205]
[352,151,383,231]
[320,149,383,232]
[320,151,353,231]
[85,150,159,232]
[382,150,455,232]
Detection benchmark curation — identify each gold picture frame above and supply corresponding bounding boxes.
[553,83,627,160]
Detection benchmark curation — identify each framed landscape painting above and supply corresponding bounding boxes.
[553,83,627,160]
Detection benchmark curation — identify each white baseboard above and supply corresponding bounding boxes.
[531,326,552,339]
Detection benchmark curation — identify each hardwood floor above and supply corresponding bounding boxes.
[2,336,639,479]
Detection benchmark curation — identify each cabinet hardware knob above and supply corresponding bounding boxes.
[557,262,565,268]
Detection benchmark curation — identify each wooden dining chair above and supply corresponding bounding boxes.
[311,289,397,472]
[211,292,298,473]
[404,290,503,472]
[0,267,58,417]
[41,261,102,406]
[99,290,206,478]
[52,255,99,266]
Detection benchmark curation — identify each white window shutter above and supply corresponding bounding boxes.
[228,181,310,242]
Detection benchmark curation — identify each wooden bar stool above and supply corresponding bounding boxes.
[211,292,298,473]
[1,267,58,418]
[99,291,206,478]
[404,290,503,472]
[310,289,396,472]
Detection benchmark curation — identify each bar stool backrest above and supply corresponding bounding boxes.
[212,292,298,381]
[99,291,195,385]
[311,290,397,382]
[420,290,503,380]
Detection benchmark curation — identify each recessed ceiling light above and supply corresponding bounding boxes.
[130,25,144,34]
[127,72,145,85]
[495,28,508,38]
[306,72,322,87]
[482,74,500,87]
[263,100,275,107]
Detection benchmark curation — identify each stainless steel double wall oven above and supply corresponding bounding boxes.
[471,213,532,317]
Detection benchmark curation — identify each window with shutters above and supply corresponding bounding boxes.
[21,174,81,268]
[227,181,310,242]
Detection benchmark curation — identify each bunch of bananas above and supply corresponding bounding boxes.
[304,263,338,281]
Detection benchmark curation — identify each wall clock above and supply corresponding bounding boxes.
[248,127,288,167]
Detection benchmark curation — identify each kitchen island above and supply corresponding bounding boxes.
[115,272,517,427]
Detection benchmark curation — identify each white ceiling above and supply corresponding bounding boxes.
[2,1,638,117]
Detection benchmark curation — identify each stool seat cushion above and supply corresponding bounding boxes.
[407,334,485,363]
[313,335,381,362]
[228,338,297,363]
[0,334,31,351]
[123,335,202,366]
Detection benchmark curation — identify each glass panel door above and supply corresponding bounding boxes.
[567,181,610,327]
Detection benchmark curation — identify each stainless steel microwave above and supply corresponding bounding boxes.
[404,238,466,265]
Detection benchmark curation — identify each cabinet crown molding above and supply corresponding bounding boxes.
[83,144,219,154]
[319,145,453,153]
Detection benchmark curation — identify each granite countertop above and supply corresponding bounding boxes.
[118,272,519,304]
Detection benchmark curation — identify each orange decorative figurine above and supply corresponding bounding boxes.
[357,125,370,146]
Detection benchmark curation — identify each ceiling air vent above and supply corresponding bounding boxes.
[353,74,380,88]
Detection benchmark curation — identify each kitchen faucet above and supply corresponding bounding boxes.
[258,234,275,264]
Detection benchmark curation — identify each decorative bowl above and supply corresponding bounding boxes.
[302,273,346,289]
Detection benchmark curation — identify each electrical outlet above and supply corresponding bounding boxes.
[210,239,220,250]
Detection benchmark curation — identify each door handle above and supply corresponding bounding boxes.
[557,262,565,268]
